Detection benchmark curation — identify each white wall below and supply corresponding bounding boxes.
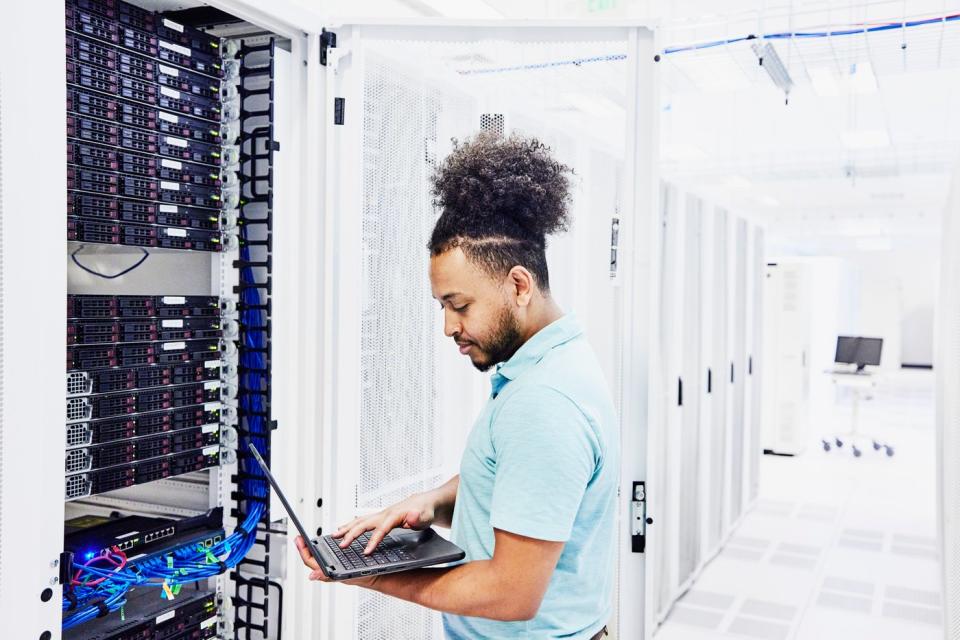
[768,239,940,370]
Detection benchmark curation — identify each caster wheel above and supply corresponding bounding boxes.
[836,438,844,448]
[822,440,831,452]
[885,446,894,457]
[852,446,862,458]
[873,440,882,451]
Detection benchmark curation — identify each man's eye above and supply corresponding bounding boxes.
[453,305,469,313]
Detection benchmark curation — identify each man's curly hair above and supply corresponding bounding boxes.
[428,133,572,292]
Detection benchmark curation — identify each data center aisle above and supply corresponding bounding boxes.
[656,369,942,640]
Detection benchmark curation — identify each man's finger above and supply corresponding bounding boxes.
[295,535,320,570]
[363,516,395,555]
[339,520,375,549]
[332,516,361,539]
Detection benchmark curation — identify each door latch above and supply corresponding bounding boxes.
[630,481,653,553]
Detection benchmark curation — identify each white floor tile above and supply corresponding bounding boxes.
[654,370,941,639]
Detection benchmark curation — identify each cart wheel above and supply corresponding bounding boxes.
[822,440,831,452]
[885,446,894,457]
[836,438,844,448]
[873,440,882,451]
[852,446,862,458]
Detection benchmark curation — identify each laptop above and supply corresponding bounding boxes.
[247,443,465,581]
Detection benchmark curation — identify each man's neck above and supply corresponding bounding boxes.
[519,297,564,344]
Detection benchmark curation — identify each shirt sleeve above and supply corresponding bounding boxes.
[488,385,600,542]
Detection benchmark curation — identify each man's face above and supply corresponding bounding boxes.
[429,247,523,372]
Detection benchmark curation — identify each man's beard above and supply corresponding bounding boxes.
[466,306,523,372]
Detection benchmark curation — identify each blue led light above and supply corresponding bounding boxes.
[84,551,95,561]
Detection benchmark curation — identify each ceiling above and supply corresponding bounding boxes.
[309,0,959,249]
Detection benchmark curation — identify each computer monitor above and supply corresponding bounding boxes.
[835,336,883,371]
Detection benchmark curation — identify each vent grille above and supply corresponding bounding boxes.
[65,448,92,474]
[66,397,92,422]
[66,371,91,396]
[480,113,504,137]
[65,474,92,501]
[66,422,92,448]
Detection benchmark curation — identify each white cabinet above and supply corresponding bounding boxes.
[761,262,812,455]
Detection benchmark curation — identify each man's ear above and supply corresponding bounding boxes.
[507,266,535,307]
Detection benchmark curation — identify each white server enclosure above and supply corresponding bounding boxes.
[312,21,659,640]
[0,1,325,638]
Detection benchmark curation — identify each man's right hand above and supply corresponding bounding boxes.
[333,475,459,556]
[333,492,438,555]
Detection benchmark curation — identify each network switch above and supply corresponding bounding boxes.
[157,39,222,79]
[156,134,222,167]
[71,144,160,183]
[67,295,221,319]
[67,338,221,370]
[70,88,223,145]
[156,63,220,102]
[68,87,118,121]
[120,24,159,58]
[156,17,220,59]
[66,403,221,448]
[66,361,222,396]
[66,5,120,45]
[65,423,220,473]
[157,86,220,122]
[66,32,118,71]
[65,380,221,422]
[156,110,222,145]
[69,218,222,251]
[117,50,157,81]
[65,446,221,500]
[64,507,223,566]
[69,317,223,345]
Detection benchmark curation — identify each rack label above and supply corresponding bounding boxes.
[156,611,176,624]
[159,86,180,99]
[161,159,183,170]
[204,402,222,412]
[205,360,221,369]
[160,40,192,57]
[158,63,179,77]
[161,319,184,328]
[203,445,219,457]
[165,227,187,237]
[202,423,218,433]
[162,18,185,33]
[162,341,187,351]
[204,381,220,390]
[158,111,178,124]
[164,136,188,148]
[201,616,217,629]
[162,296,186,304]
[159,204,178,213]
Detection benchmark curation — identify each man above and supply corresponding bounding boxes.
[296,133,619,639]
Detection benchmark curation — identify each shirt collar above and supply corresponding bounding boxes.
[490,313,582,397]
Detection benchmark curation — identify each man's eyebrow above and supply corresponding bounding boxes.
[440,292,463,302]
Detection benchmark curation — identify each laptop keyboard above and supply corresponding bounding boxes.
[323,532,412,570]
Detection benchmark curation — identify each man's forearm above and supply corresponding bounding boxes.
[361,560,532,622]
[427,475,459,529]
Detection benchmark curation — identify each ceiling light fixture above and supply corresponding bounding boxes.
[752,41,794,104]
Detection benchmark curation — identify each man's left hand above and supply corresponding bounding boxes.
[294,536,376,587]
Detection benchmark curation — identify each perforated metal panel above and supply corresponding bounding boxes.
[356,51,474,640]
[350,31,634,639]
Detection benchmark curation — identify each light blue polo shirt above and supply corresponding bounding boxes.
[442,314,619,639]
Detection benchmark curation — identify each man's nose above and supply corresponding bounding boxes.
[443,309,460,338]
